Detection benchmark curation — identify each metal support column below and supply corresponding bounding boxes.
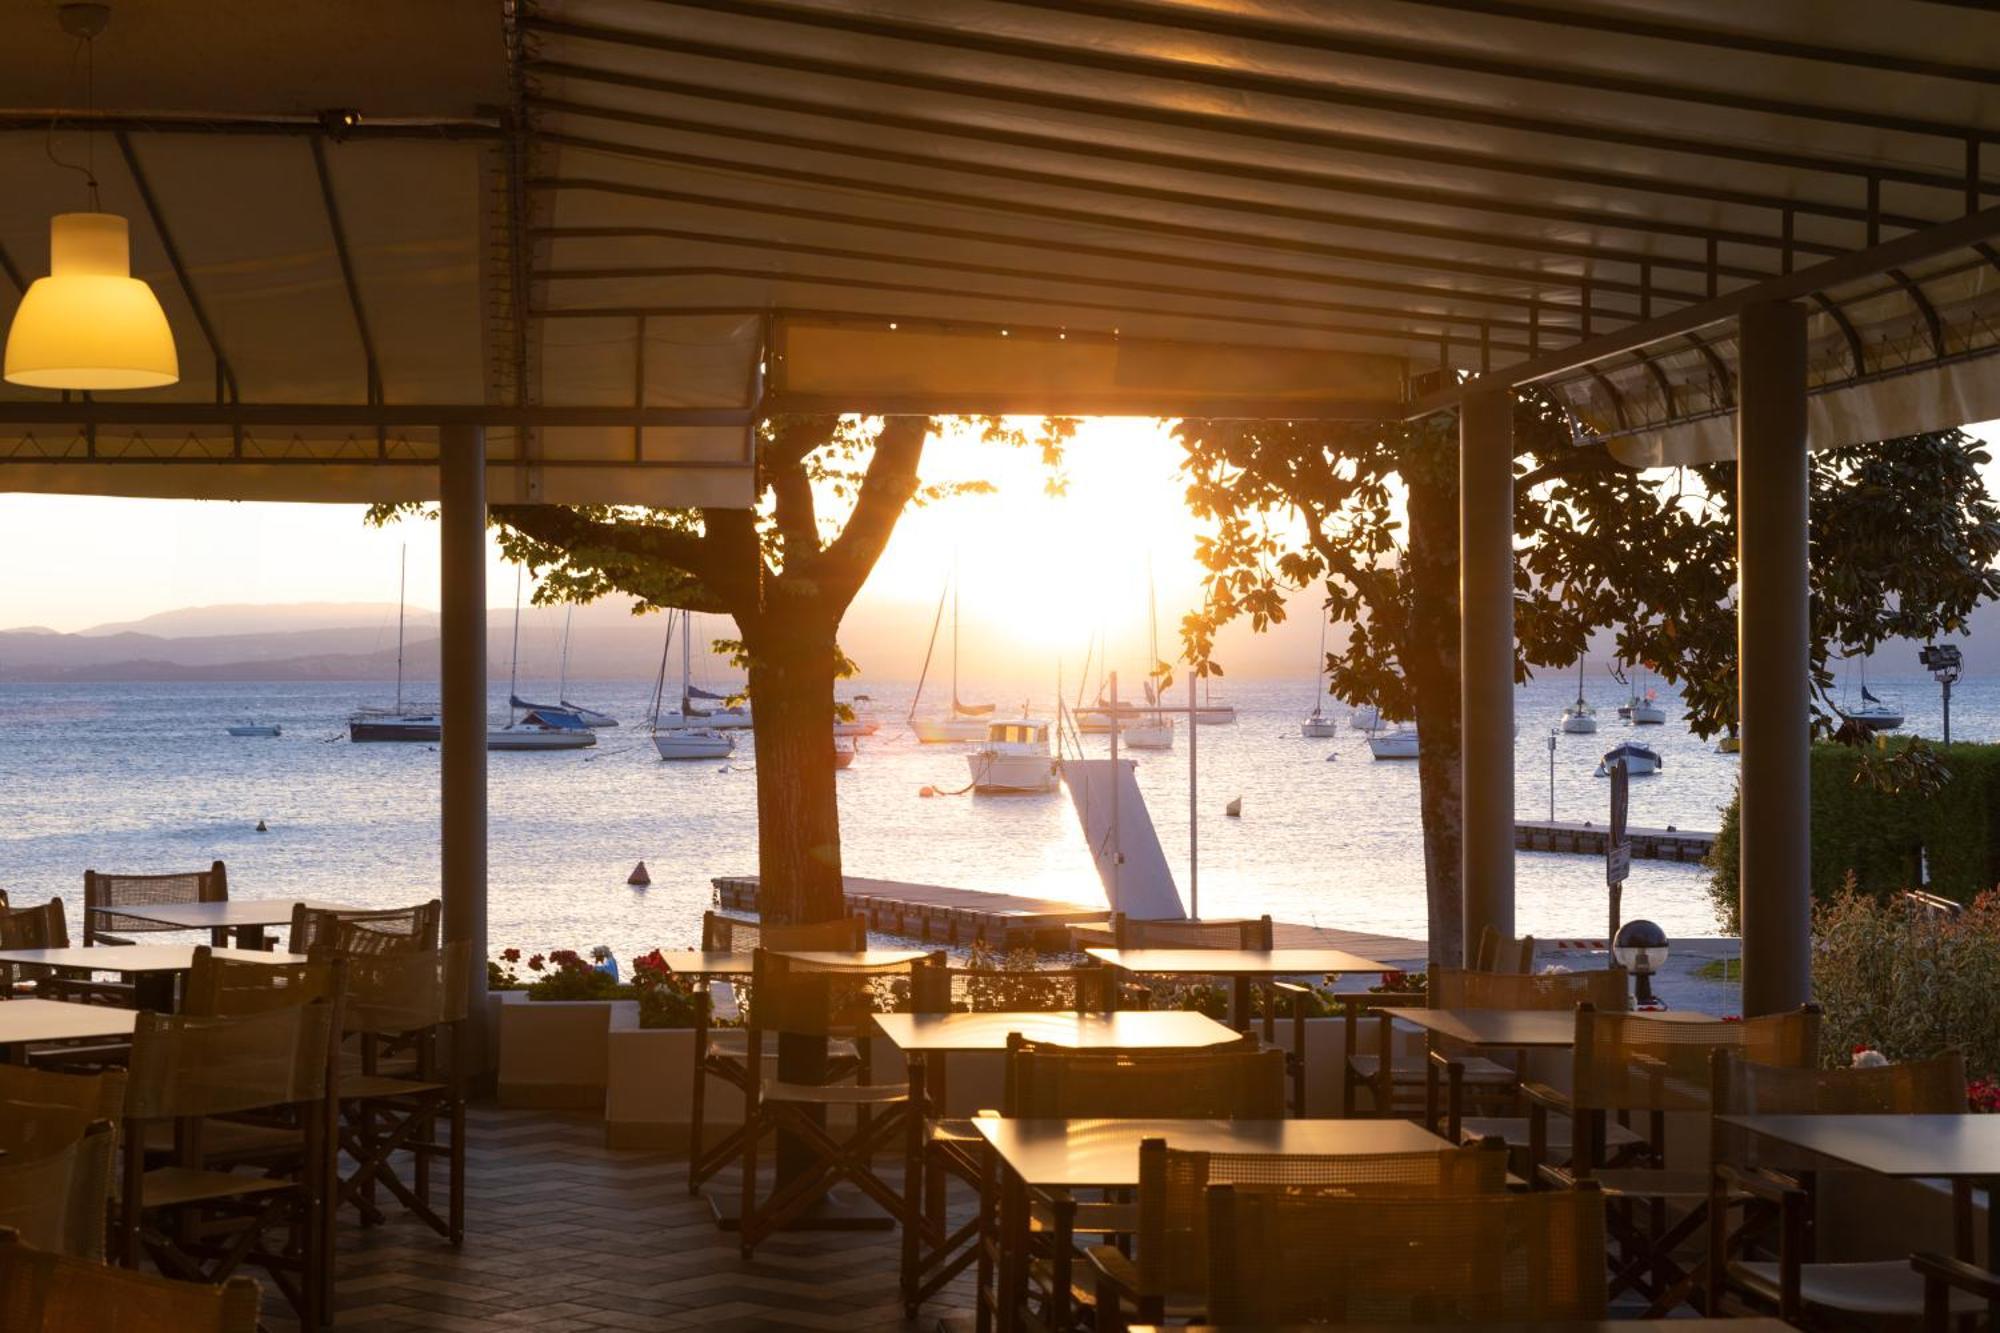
[1736,301,1812,1016]
[1460,386,1516,964]
[439,425,491,1072]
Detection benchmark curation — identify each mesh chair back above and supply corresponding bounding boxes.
[1473,925,1537,973]
[1206,1185,1607,1324]
[1137,1138,1508,1298]
[1431,966,1630,1011]
[1004,1037,1285,1118]
[82,862,226,943]
[701,911,866,952]
[125,1003,337,1120]
[0,1066,126,1141]
[290,900,440,958]
[1712,1047,1966,1172]
[0,900,67,950]
[1571,1006,1820,1112]
[344,943,471,1035]
[182,947,338,1016]
[910,962,1114,1014]
[0,1226,260,1332]
[1112,913,1273,949]
[747,948,914,1037]
[0,1122,115,1261]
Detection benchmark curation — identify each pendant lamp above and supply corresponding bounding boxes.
[4,211,178,389]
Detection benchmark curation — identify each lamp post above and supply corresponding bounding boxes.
[1919,644,1963,744]
[1547,727,1559,822]
[1613,919,1670,1009]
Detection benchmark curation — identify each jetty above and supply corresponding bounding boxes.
[1514,820,1715,863]
[711,873,1425,962]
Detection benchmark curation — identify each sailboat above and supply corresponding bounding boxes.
[1561,658,1599,734]
[650,610,734,760]
[1193,678,1237,725]
[1629,669,1667,725]
[490,571,596,751]
[1367,715,1421,759]
[1849,654,1904,731]
[1301,617,1338,738]
[909,572,993,742]
[349,547,442,742]
[1122,570,1175,751]
[511,605,620,728]
[652,612,752,730]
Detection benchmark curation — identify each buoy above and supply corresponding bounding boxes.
[627,861,651,887]
[255,819,268,833]
[1324,754,1337,763]
[1224,797,1242,818]
[919,785,937,798]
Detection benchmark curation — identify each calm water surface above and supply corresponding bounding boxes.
[0,671,1976,962]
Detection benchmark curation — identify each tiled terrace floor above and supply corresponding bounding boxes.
[266,1104,975,1332]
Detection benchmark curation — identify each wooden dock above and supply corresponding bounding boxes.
[1514,820,1715,862]
[710,874,1426,962]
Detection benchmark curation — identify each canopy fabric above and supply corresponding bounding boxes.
[1,0,1997,487]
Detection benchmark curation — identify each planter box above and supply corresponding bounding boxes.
[495,994,637,1110]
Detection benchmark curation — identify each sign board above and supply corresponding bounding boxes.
[1607,760,1630,887]
[1606,842,1633,887]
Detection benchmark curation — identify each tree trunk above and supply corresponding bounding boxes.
[1403,454,1466,971]
[741,592,845,927]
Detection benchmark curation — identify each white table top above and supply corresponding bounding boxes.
[1085,947,1394,976]
[874,1008,1241,1052]
[975,1117,1448,1188]
[0,945,309,973]
[0,998,139,1045]
[89,899,349,929]
[1719,1113,2000,1179]
[1380,1006,1717,1048]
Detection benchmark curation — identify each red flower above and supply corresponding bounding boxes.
[527,953,545,972]
[1380,971,1408,990]
[633,948,671,978]
[501,948,521,964]
[1852,1043,1871,1054]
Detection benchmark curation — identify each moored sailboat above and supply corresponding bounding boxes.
[648,610,734,761]
[350,548,440,742]
[908,571,992,742]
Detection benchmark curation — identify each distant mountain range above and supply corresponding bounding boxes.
[2,594,1996,686]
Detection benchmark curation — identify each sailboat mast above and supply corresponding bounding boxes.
[950,566,960,712]
[508,567,523,724]
[559,606,572,701]
[909,580,948,723]
[681,609,694,714]
[395,546,406,714]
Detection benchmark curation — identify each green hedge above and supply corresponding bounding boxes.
[1707,741,2000,929]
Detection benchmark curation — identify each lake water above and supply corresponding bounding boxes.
[0,669,1977,963]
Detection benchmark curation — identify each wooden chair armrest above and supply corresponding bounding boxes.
[1520,1081,1571,1112]
[1714,1161,1804,1205]
[1914,1250,2000,1320]
[1084,1244,1139,1300]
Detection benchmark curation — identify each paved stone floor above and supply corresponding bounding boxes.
[263,1104,975,1331]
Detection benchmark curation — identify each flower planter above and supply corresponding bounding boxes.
[495,993,638,1110]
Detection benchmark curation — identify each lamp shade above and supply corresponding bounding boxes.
[4,212,178,390]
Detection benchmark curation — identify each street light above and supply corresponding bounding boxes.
[1919,644,1963,744]
[1613,919,1670,1008]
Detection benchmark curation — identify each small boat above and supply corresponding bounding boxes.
[965,718,1058,792]
[1121,716,1175,750]
[833,695,880,737]
[833,738,857,769]
[1630,693,1667,725]
[227,723,281,738]
[1076,699,1143,734]
[546,607,619,727]
[1348,704,1381,731]
[1123,570,1177,751]
[909,569,995,742]
[1596,741,1663,776]
[1301,619,1338,737]
[491,709,598,751]
[1716,734,1741,755]
[1561,658,1598,733]
[1848,658,1903,731]
[350,547,440,742]
[1368,725,1420,760]
[648,611,736,761]
[1192,678,1236,725]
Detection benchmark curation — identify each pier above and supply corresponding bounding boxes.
[1514,820,1716,863]
[712,873,1426,962]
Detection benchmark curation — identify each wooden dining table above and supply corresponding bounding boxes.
[0,944,310,1012]
[874,1007,1243,1316]
[980,1116,1446,1332]
[0,997,139,1063]
[1085,946,1397,1031]
[88,897,351,950]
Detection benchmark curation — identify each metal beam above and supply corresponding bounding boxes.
[1810,292,1868,379]
[1001,0,2000,147]
[524,15,1913,231]
[0,114,503,139]
[545,167,1698,306]
[1408,202,2000,416]
[0,402,756,428]
[527,68,1839,256]
[630,0,1993,194]
[114,132,240,406]
[310,135,386,457]
[1683,329,1735,409]
[1885,268,1947,358]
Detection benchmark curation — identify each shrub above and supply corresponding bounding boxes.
[1812,881,2000,1079]
[630,949,701,1029]
[1709,741,2000,929]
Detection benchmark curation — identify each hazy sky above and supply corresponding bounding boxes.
[2,416,1996,661]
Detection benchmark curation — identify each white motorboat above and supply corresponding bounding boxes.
[965,718,1058,792]
[1368,726,1420,760]
[1301,618,1337,737]
[1348,704,1381,731]
[227,723,281,738]
[491,570,598,752]
[908,570,994,742]
[1596,740,1663,776]
[1561,658,1598,733]
[833,738,857,769]
[647,610,736,761]
[833,694,880,737]
[350,547,440,742]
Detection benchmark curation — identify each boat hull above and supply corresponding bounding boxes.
[489,727,596,751]
[1855,710,1904,731]
[1597,744,1663,776]
[349,716,441,742]
[911,716,989,743]
[1561,714,1599,734]
[832,719,880,737]
[966,750,1057,792]
[1194,706,1236,725]
[1630,703,1668,725]
[1300,716,1339,738]
[1348,707,1381,731]
[227,725,281,738]
[1368,730,1420,760]
[1121,721,1174,750]
[654,729,734,761]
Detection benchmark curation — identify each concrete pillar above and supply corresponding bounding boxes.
[439,425,490,1070]
[1736,301,1813,1016]
[1460,385,1516,963]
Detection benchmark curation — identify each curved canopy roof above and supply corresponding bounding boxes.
[0,0,1996,499]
